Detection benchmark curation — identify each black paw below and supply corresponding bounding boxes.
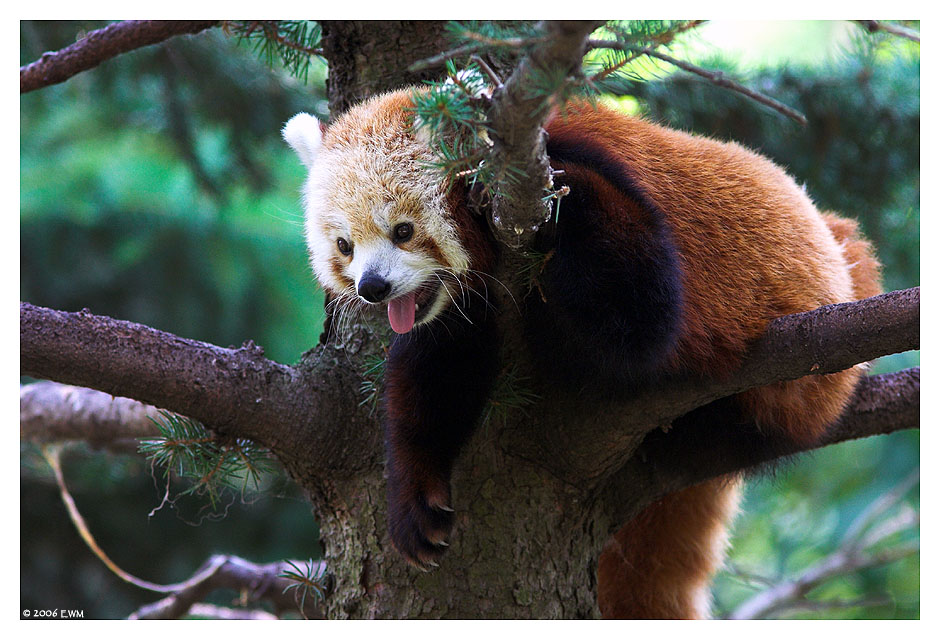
[387,472,454,569]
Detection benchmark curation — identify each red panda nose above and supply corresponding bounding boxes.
[358,274,392,303]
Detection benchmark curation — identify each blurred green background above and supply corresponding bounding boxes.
[20,21,918,619]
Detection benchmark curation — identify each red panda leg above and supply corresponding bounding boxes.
[597,476,742,619]
[383,315,499,567]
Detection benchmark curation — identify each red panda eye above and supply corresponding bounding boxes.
[393,222,414,243]
[337,237,352,255]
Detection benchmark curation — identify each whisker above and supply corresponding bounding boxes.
[434,272,474,325]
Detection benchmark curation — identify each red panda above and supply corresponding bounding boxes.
[283,89,881,619]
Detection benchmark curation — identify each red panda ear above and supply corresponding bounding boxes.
[282,112,324,168]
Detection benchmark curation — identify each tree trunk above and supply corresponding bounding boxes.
[292,23,609,618]
[313,413,609,618]
[320,21,452,117]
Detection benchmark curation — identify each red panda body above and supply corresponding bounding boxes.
[283,90,881,619]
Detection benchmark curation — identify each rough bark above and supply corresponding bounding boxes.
[20,20,219,93]
[487,21,603,247]
[319,21,454,118]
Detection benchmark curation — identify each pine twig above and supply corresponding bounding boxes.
[855,20,920,44]
[410,26,546,72]
[470,54,504,89]
[20,20,219,93]
[410,43,487,72]
[584,34,807,125]
[127,556,328,619]
[585,19,707,52]
[41,445,326,619]
[642,48,807,125]
[249,21,323,57]
[41,445,196,594]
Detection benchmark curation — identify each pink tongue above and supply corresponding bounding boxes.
[388,292,416,334]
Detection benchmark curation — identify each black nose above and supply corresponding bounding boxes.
[358,274,392,303]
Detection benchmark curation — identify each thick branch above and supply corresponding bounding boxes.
[656,287,919,421]
[20,303,296,439]
[20,20,219,94]
[20,288,918,486]
[19,302,380,480]
[529,288,919,482]
[597,367,920,536]
[487,20,602,248]
[21,382,159,453]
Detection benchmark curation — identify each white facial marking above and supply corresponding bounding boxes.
[284,92,474,327]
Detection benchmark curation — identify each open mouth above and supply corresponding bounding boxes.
[387,278,443,334]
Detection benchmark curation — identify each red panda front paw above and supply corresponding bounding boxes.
[386,469,455,569]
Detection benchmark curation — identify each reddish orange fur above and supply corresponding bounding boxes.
[294,91,883,618]
[550,102,882,618]
[597,477,741,619]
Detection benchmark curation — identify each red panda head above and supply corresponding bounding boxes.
[283,91,472,334]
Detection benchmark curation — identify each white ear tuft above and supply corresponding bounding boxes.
[282,112,323,168]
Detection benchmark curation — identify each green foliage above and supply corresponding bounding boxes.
[139,412,274,508]
[482,365,540,428]
[713,436,919,619]
[20,22,328,364]
[229,21,323,83]
[602,20,697,45]
[359,352,387,416]
[280,559,330,615]
[415,21,710,203]
[411,61,494,186]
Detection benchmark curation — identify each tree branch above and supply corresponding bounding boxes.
[20,303,297,439]
[597,367,920,536]
[20,287,919,487]
[20,20,219,94]
[854,20,920,44]
[487,20,603,248]
[531,288,919,482]
[638,48,807,125]
[729,473,919,619]
[645,287,919,425]
[21,382,159,453]
[128,555,327,620]
[41,441,327,619]
[19,302,388,482]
